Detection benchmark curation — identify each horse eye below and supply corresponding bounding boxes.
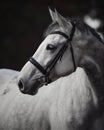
[46,44,56,51]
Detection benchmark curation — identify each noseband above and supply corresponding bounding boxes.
[29,22,76,85]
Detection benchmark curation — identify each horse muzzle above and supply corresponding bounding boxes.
[18,76,52,95]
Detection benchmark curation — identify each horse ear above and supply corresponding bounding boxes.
[48,7,56,22]
[54,9,72,34]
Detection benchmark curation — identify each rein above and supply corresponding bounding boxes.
[29,22,76,85]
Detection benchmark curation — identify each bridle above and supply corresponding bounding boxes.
[29,21,76,85]
[29,22,76,85]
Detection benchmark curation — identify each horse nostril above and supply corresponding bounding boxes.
[18,79,24,91]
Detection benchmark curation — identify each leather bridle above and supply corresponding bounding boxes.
[29,22,76,85]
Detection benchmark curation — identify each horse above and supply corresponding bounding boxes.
[0,8,104,130]
[18,8,104,129]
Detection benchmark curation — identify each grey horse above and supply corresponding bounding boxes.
[0,9,104,130]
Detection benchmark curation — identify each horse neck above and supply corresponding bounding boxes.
[80,39,104,110]
[58,68,95,104]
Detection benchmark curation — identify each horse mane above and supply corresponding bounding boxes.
[44,17,104,44]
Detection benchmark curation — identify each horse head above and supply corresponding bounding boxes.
[18,8,103,95]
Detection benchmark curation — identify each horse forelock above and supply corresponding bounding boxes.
[43,18,104,45]
[43,18,86,38]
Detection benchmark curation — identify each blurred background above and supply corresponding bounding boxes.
[0,0,104,71]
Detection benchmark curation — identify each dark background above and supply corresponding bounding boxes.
[0,0,104,71]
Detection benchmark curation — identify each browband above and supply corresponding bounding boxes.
[50,31,69,39]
